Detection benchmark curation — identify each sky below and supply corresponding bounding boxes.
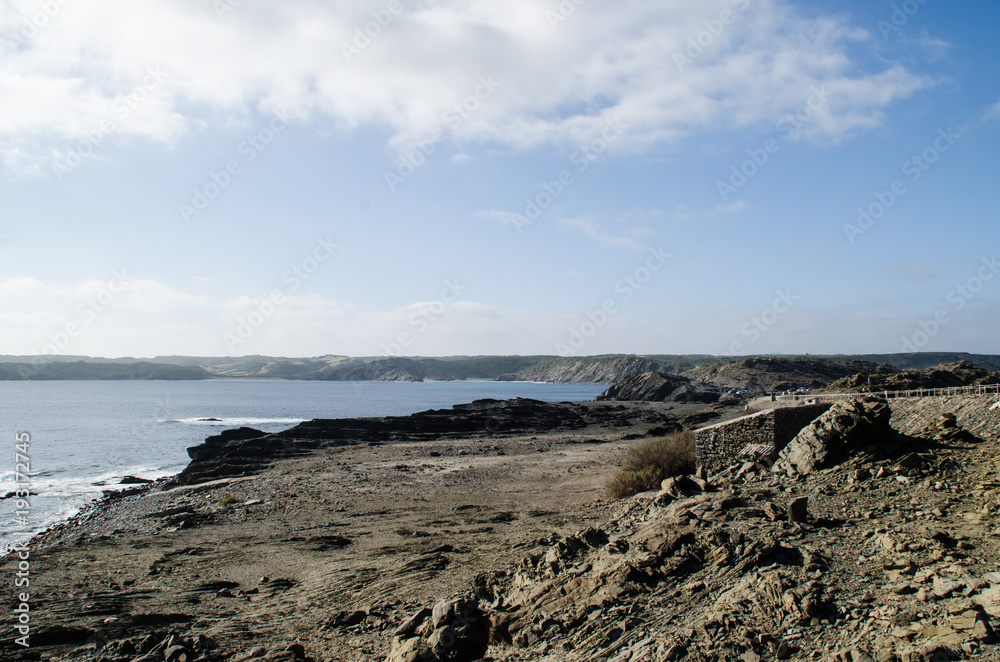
[0,0,998,359]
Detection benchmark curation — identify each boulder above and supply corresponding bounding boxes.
[119,475,154,485]
[390,598,489,662]
[788,497,809,523]
[772,400,893,476]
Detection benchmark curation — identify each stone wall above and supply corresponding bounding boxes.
[695,404,831,476]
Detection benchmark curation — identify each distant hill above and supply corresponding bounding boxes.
[0,361,212,381]
[0,353,997,384]
[303,355,669,384]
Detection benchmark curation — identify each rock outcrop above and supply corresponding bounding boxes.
[173,399,686,486]
[827,360,1000,394]
[772,400,894,476]
[596,372,721,403]
[690,357,895,394]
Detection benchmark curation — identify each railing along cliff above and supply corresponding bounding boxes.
[752,383,1000,409]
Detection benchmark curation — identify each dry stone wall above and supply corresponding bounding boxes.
[695,404,831,476]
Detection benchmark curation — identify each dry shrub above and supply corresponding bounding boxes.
[605,430,696,500]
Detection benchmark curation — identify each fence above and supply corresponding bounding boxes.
[752,383,1000,409]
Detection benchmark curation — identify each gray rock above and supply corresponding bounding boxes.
[164,645,189,662]
[432,598,457,629]
[788,496,809,522]
[395,607,432,638]
[773,401,893,476]
[662,644,687,660]
[763,501,783,521]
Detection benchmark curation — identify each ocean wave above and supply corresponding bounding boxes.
[0,464,182,497]
[159,417,307,427]
[0,464,184,543]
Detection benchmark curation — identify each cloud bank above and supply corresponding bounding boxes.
[1,0,931,172]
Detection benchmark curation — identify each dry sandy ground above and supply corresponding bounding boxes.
[5,401,734,662]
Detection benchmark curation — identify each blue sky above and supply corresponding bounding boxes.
[1,0,998,358]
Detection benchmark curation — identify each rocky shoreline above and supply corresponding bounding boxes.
[4,395,1000,662]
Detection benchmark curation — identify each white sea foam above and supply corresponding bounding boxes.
[161,417,306,427]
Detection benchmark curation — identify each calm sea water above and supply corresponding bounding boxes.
[0,380,606,545]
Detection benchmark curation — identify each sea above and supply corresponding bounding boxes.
[0,380,607,547]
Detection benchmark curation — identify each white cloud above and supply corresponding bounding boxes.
[0,0,932,172]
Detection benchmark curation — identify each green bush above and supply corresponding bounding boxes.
[605,431,696,500]
[219,495,240,506]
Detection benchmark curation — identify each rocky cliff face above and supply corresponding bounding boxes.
[310,356,667,384]
[506,356,669,384]
[595,372,722,403]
